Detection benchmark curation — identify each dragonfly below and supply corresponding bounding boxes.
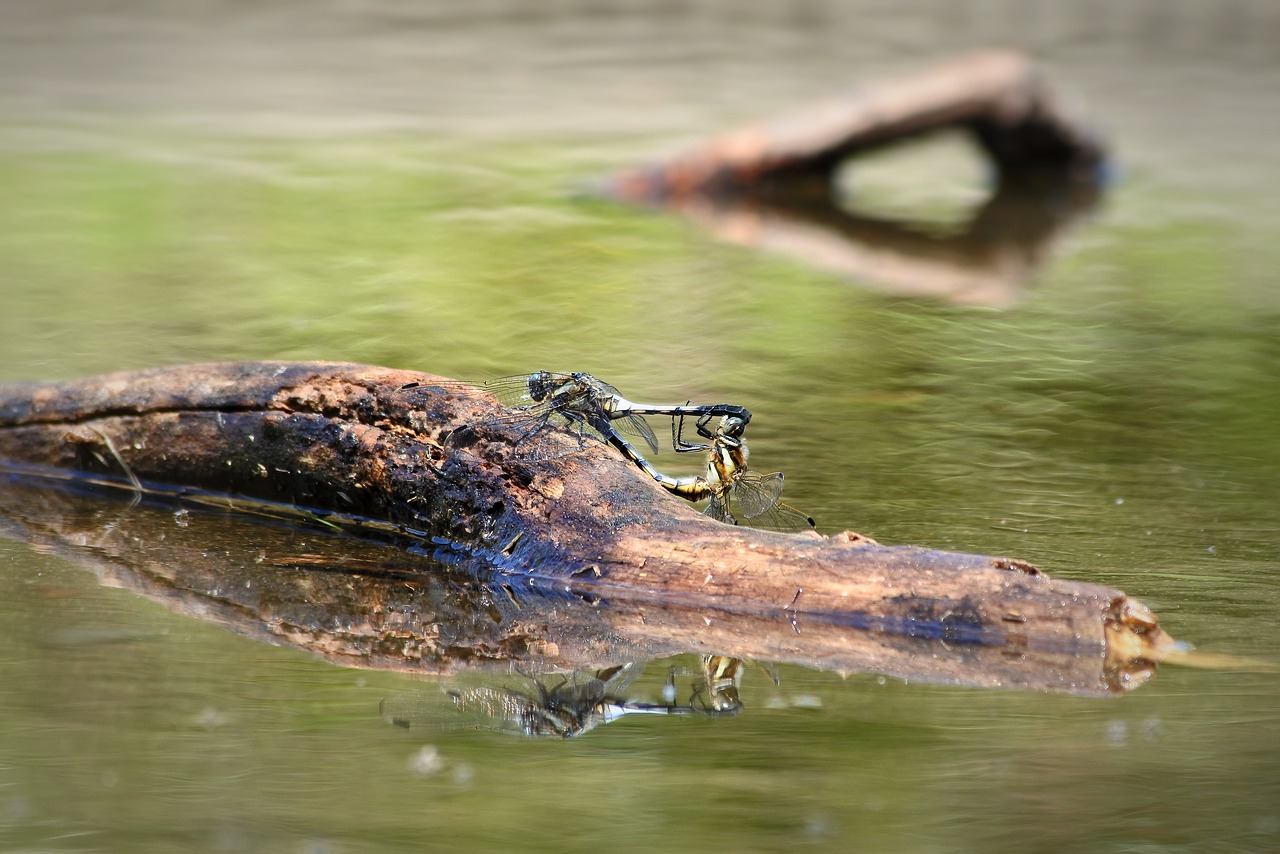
[663,655,781,716]
[381,663,710,738]
[692,654,747,715]
[672,412,815,530]
[599,411,815,532]
[401,370,750,459]
[401,370,809,529]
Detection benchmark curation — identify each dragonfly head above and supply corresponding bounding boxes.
[525,371,585,404]
[718,415,749,443]
[525,371,555,402]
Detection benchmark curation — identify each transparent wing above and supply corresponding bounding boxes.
[588,377,626,398]
[615,412,660,454]
[593,662,644,696]
[446,667,644,738]
[478,374,659,453]
[741,499,816,533]
[401,374,536,406]
[698,471,815,532]
[405,375,603,463]
[378,687,478,734]
[475,375,581,428]
[476,374,542,408]
[445,685,578,737]
[730,471,786,519]
[402,375,555,425]
[703,492,737,525]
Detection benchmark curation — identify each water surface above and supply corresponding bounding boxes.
[1,2,1278,852]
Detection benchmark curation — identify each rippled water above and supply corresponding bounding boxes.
[1,1,1279,852]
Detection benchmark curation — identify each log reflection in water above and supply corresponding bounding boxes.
[644,174,1099,306]
[0,471,1165,739]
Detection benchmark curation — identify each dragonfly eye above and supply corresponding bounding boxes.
[721,416,747,439]
[526,371,552,401]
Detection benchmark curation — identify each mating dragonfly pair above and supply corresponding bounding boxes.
[410,370,814,532]
[381,656,751,738]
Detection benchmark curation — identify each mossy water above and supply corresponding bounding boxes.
[2,2,1280,851]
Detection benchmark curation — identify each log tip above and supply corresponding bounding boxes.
[1100,596,1181,693]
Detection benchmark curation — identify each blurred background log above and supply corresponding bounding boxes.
[602,50,1106,202]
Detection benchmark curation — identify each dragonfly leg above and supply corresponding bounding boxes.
[672,410,711,454]
[694,412,717,441]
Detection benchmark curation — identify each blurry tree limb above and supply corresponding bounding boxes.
[602,50,1105,202]
[597,51,1106,304]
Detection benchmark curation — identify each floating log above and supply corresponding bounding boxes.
[603,50,1106,203]
[0,361,1175,692]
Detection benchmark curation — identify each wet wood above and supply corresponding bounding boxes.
[602,50,1105,202]
[0,361,1174,674]
[0,478,1158,695]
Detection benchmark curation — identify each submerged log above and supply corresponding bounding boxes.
[0,361,1174,679]
[603,50,1106,202]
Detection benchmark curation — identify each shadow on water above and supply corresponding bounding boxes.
[0,472,1167,738]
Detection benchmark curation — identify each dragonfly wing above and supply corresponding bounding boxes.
[619,413,660,454]
[446,686,549,736]
[477,375,540,407]
[593,378,627,399]
[732,471,785,519]
[745,500,816,533]
[704,492,737,525]
[380,685,539,736]
[435,376,551,426]
[595,662,644,696]
[471,375,598,439]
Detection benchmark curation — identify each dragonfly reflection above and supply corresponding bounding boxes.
[380,659,757,738]
[694,654,747,714]
[670,655,781,716]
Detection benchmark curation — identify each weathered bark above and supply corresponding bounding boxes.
[0,361,1174,684]
[601,50,1105,202]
